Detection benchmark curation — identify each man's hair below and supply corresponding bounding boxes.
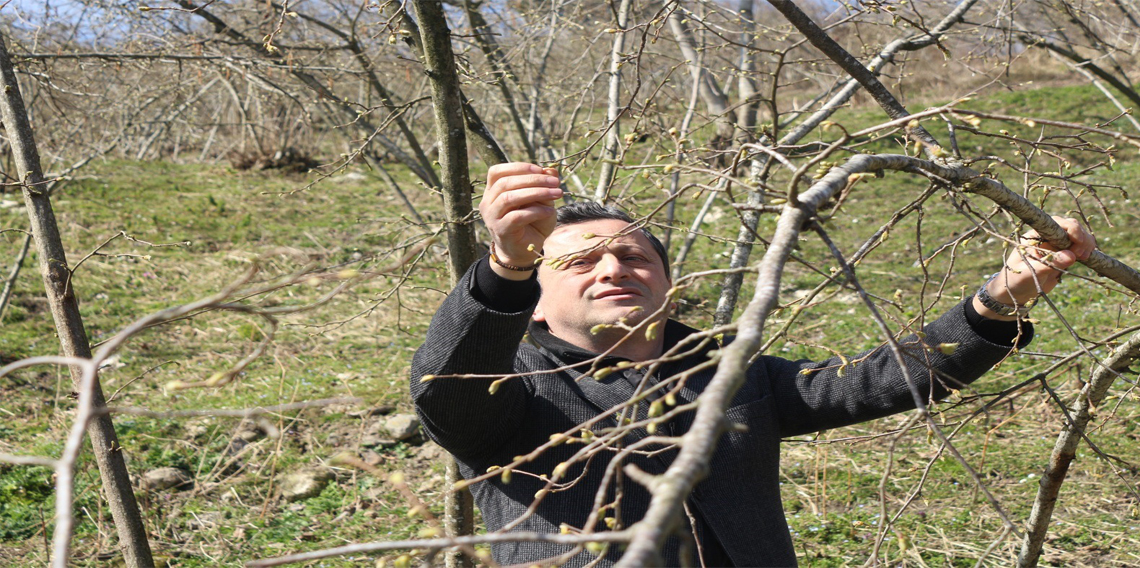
[556,201,670,276]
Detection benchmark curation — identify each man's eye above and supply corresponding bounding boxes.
[625,255,648,262]
[567,258,591,267]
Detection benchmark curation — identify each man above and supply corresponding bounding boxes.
[410,162,1095,567]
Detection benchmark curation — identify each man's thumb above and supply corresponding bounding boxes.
[1054,249,1077,269]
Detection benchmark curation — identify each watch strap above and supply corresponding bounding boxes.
[976,279,1036,317]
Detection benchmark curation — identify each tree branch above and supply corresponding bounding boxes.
[1017,332,1140,567]
[616,151,1140,565]
[764,0,942,153]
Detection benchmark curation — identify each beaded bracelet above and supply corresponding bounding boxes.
[489,242,537,272]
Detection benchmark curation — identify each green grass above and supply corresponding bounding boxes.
[2,81,1140,566]
[1,159,451,566]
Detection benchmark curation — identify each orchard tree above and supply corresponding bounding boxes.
[2,0,1140,566]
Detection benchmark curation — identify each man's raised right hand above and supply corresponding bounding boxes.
[479,162,562,279]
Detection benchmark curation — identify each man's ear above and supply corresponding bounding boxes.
[533,304,546,323]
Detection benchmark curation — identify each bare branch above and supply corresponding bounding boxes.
[1018,332,1140,567]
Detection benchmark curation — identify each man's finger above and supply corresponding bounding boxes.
[1021,217,1095,261]
[487,162,545,192]
[493,174,561,194]
[485,174,561,203]
[483,178,561,218]
[499,204,557,230]
[1063,222,1096,260]
[484,186,564,222]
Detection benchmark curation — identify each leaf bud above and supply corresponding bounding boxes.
[648,400,664,418]
[645,321,660,341]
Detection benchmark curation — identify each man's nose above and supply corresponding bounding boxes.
[596,254,630,282]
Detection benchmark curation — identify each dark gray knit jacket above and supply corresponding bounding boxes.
[410,260,1029,567]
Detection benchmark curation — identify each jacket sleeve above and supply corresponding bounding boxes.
[764,299,1031,438]
[409,260,539,459]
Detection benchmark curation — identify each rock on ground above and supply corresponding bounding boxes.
[279,467,334,502]
[361,420,397,449]
[361,450,383,467]
[384,414,421,442]
[234,419,268,442]
[142,467,193,491]
[416,442,448,463]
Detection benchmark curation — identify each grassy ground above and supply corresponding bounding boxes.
[2,81,1140,566]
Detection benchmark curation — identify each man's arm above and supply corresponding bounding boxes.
[767,298,1029,438]
[409,163,562,459]
[766,216,1096,437]
[410,259,539,458]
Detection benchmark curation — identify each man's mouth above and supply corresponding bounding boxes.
[594,288,641,300]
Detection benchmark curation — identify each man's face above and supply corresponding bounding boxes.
[534,218,671,340]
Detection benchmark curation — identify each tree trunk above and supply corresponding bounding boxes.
[0,31,154,568]
[399,10,510,168]
[595,0,633,202]
[665,0,734,141]
[408,2,481,566]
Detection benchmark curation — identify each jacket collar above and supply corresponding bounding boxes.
[527,318,703,367]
